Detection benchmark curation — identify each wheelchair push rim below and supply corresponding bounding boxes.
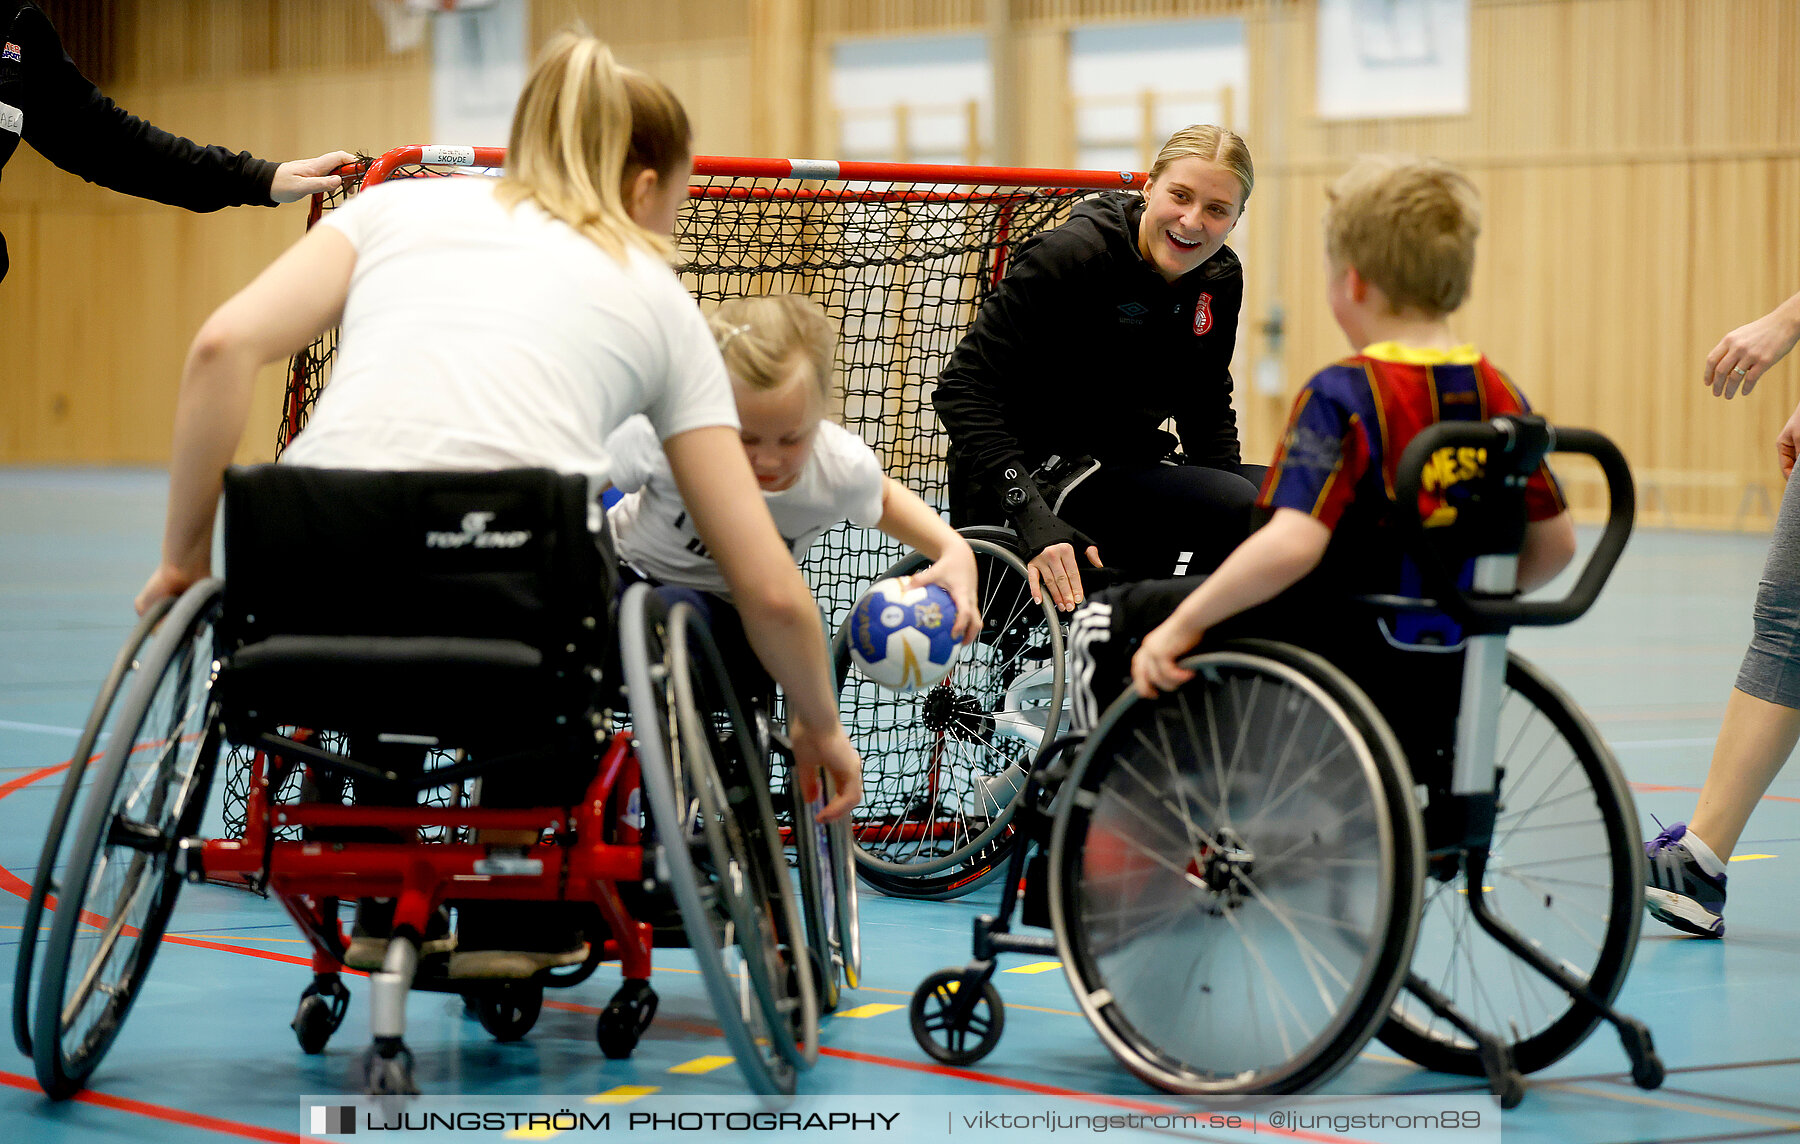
[1048,642,1424,1095]
[32,580,224,1099]
[833,532,1063,882]
[1378,652,1646,1075]
[13,596,173,1061]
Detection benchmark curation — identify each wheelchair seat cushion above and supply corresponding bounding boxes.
[220,634,563,742]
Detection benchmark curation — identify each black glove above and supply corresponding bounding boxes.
[996,469,1097,562]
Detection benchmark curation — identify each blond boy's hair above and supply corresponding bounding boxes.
[498,32,692,261]
[1324,155,1481,316]
[708,295,837,401]
[1149,125,1254,210]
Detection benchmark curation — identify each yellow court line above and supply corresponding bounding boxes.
[1003,960,1063,974]
[851,982,1083,1017]
[834,1003,905,1019]
[173,933,309,943]
[587,1085,659,1104]
[1730,854,1775,862]
[1539,1082,1800,1129]
[668,1055,735,1075]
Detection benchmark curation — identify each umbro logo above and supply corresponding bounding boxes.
[1117,302,1150,318]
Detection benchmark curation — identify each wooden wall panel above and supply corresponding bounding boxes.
[7,0,1800,529]
[0,0,427,466]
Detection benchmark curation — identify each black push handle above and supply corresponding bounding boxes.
[1392,415,1635,629]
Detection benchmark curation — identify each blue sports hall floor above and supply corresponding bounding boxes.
[2,468,1798,1143]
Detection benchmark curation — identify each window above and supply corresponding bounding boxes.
[1069,20,1248,174]
[831,36,991,166]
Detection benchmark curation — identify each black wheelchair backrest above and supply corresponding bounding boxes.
[221,465,604,654]
[216,466,614,746]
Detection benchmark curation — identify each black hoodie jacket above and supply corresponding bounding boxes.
[933,191,1243,524]
[0,1,278,282]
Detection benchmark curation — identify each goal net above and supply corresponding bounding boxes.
[231,146,1144,857]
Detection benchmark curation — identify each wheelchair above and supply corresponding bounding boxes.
[831,525,1067,899]
[909,416,1665,1106]
[15,466,852,1100]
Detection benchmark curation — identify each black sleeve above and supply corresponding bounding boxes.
[932,231,1088,490]
[16,4,277,210]
[1173,269,1244,471]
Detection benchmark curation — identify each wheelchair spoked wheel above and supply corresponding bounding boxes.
[1047,640,1424,1095]
[790,775,864,1011]
[32,580,225,1100]
[620,585,811,1096]
[1378,652,1645,1076]
[833,528,1062,898]
[829,808,861,989]
[668,604,818,1070]
[12,597,174,1060]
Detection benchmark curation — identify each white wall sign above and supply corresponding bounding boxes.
[1316,0,1470,120]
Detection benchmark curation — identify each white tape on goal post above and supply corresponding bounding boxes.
[419,145,479,167]
[787,159,841,181]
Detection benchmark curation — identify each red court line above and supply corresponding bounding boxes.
[0,746,1372,1144]
[1632,781,1800,804]
[0,1070,304,1143]
[0,758,74,800]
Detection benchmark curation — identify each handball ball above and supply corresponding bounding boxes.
[848,578,961,692]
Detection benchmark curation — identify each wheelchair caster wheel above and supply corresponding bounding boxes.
[359,1039,419,1096]
[910,969,1004,1066]
[1634,1050,1665,1090]
[292,975,351,1055]
[597,979,658,1059]
[474,982,543,1042]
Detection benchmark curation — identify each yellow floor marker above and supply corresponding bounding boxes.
[1730,854,1775,862]
[587,1085,660,1103]
[668,1055,736,1074]
[1003,960,1062,974]
[833,1002,904,1019]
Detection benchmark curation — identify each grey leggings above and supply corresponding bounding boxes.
[1738,471,1800,708]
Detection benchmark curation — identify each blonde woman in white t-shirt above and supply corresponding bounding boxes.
[606,294,981,690]
[133,36,866,973]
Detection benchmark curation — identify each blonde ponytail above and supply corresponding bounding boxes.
[498,32,692,260]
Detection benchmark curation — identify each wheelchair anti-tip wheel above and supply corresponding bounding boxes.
[32,580,224,1100]
[473,981,544,1042]
[13,596,173,1060]
[835,527,1063,899]
[293,975,352,1055]
[1048,640,1424,1095]
[1378,652,1646,1076]
[911,968,1005,1066]
[596,979,658,1059]
[620,584,814,1096]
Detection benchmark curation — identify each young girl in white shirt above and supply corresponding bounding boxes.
[607,293,982,688]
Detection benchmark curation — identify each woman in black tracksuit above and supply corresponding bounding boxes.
[934,125,1261,611]
[0,0,350,285]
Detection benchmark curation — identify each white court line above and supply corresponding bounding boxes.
[0,719,83,738]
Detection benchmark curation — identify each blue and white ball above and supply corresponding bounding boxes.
[847,578,961,692]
